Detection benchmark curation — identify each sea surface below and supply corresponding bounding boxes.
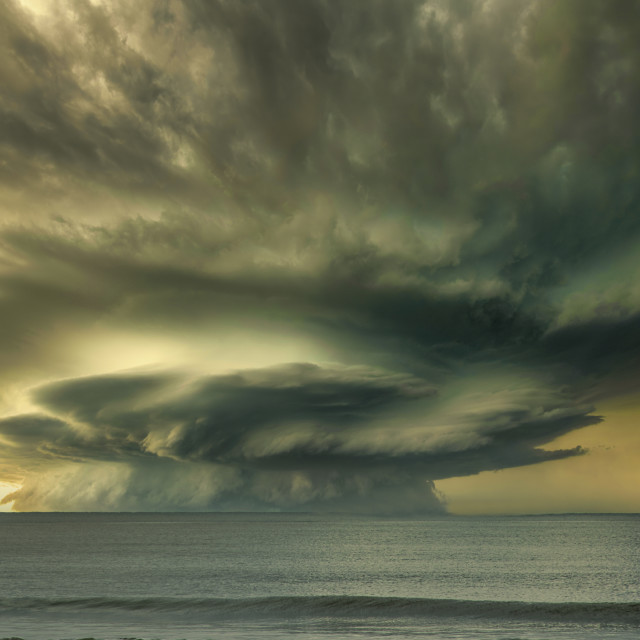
[0,512,638,640]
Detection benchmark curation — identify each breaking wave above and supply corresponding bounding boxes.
[1,596,638,625]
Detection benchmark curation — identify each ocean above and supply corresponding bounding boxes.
[0,512,638,640]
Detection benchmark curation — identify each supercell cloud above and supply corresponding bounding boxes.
[0,0,639,512]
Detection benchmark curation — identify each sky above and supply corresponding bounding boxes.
[0,0,639,514]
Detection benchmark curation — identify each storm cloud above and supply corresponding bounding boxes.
[2,363,595,511]
[0,0,639,512]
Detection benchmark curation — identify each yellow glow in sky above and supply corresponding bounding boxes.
[437,396,640,514]
[0,483,19,512]
[17,0,50,14]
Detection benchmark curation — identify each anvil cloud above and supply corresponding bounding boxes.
[1,0,639,512]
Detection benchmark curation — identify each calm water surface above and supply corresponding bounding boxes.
[0,513,638,640]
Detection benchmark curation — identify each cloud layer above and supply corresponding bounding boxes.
[1,0,639,512]
[2,363,595,512]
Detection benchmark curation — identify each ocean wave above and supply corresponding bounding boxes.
[1,596,638,625]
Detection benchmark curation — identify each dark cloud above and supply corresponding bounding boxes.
[22,364,436,461]
[0,413,69,447]
[0,0,639,511]
[1,363,598,511]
